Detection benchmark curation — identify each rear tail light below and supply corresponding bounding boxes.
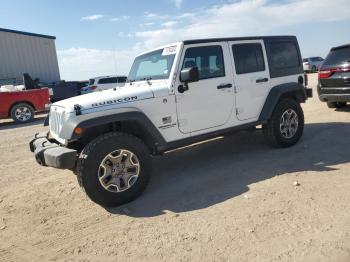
[319,66,350,79]
[90,85,97,90]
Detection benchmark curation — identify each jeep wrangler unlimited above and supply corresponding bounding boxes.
[30,36,312,207]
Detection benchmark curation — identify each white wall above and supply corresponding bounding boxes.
[0,30,60,83]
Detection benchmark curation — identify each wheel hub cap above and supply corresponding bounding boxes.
[15,107,31,121]
[280,109,299,139]
[98,149,140,193]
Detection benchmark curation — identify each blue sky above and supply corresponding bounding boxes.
[0,0,349,80]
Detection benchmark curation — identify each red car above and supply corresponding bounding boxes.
[0,88,50,123]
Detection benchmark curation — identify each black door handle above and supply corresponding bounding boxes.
[217,83,232,89]
[256,78,269,83]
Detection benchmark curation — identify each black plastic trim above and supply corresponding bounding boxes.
[159,121,260,152]
[61,108,167,149]
[258,83,308,122]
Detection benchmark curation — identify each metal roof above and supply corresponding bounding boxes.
[0,28,56,40]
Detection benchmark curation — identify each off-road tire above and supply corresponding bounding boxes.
[327,102,346,108]
[10,103,35,124]
[263,98,304,148]
[76,132,152,207]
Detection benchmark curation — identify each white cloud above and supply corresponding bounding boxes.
[61,0,350,80]
[162,21,178,27]
[135,0,350,49]
[81,14,104,21]
[57,48,138,80]
[140,22,154,27]
[171,0,183,8]
[111,16,130,22]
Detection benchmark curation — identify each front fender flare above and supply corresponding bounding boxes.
[59,108,166,148]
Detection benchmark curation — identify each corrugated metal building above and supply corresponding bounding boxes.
[0,28,60,84]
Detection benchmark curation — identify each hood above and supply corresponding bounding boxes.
[53,83,155,114]
[52,80,171,114]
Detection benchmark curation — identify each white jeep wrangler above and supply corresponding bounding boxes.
[30,36,312,207]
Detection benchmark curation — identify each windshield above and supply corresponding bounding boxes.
[128,47,177,82]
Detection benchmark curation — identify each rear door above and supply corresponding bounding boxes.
[229,40,270,121]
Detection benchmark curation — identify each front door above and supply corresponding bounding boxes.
[175,43,234,134]
[229,40,270,121]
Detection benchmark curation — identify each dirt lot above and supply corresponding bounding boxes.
[1,74,350,262]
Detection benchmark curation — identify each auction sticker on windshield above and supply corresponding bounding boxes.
[162,46,177,56]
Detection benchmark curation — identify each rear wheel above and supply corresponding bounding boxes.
[327,102,347,108]
[76,132,152,207]
[263,98,304,148]
[10,103,35,123]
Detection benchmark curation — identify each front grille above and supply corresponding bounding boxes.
[49,106,65,136]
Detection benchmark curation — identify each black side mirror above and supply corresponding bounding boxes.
[180,67,199,83]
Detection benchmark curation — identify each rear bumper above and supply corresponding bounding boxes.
[317,84,350,102]
[29,132,77,170]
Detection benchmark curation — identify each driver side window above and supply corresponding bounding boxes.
[182,45,225,80]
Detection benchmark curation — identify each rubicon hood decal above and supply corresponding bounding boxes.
[52,84,154,113]
[91,96,138,108]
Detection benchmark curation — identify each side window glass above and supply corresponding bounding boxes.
[232,43,265,74]
[182,45,225,80]
[269,41,300,69]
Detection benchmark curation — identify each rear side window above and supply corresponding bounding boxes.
[323,47,350,67]
[117,77,127,83]
[98,77,118,84]
[270,41,300,69]
[232,43,265,74]
[182,45,225,80]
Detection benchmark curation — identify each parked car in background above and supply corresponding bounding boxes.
[318,44,350,108]
[81,75,127,94]
[0,88,50,123]
[303,57,324,72]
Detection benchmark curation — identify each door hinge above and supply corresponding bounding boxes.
[234,85,237,93]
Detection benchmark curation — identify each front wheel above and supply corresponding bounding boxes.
[76,132,152,207]
[263,98,304,148]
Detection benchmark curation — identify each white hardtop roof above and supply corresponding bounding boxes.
[136,42,183,57]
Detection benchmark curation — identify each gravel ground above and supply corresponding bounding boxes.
[1,74,350,262]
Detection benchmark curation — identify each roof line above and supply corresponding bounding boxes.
[183,35,296,45]
[0,28,56,40]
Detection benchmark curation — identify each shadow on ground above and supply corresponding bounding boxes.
[0,115,46,130]
[108,122,350,217]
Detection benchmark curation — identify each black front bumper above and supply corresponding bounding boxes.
[29,132,77,170]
